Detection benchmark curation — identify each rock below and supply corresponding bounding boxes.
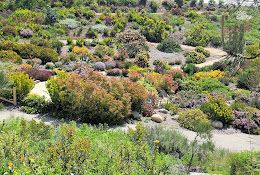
[211,121,223,129]
[63,65,73,72]
[159,89,168,98]
[171,115,179,120]
[33,58,42,65]
[159,108,168,114]
[131,111,141,120]
[46,62,55,67]
[167,89,175,95]
[151,114,163,123]
[34,80,40,84]
[55,61,62,67]
[226,100,235,107]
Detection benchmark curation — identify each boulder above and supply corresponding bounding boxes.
[55,61,62,67]
[131,111,141,120]
[211,121,223,129]
[151,114,163,123]
[45,62,55,67]
[159,108,168,114]
[159,89,168,98]
[167,89,175,95]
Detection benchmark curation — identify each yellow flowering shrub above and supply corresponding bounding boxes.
[81,46,89,54]
[144,72,162,87]
[9,72,35,101]
[177,109,211,131]
[128,65,143,73]
[194,70,225,80]
[72,46,81,54]
[200,93,234,124]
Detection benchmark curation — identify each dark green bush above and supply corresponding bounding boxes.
[157,39,182,53]
[21,94,49,114]
[182,64,200,75]
[150,0,158,13]
[237,67,260,90]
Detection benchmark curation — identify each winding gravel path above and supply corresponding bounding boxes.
[0,108,259,152]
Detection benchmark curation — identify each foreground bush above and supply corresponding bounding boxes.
[157,39,182,53]
[47,71,146,124]
[0,118,175,174]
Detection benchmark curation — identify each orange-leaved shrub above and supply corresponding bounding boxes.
[47,71,146,124]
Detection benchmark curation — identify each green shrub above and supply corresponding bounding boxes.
[237,67,260,90]
[194,46,210,57]
[84,10,96,19]
[229,151,260,175]
[9,72,35,101]
[134,50,150,68]
[0,50,22,64]
[117,31,149,58]
[10,9,43,24]
[157,39,182,53]
[177,109,212,131]
[66,37,73,45]
[200,93,234,124]
[182,64,200,75]
[198,78,229,93]
[0,103,4,111]
[185,51,206,64]
[185,24,211,47]
[140,18,169,43]
[137,80,158,96]
[0,40,58,64]
[30,38,52,48]
[131,23,139,30]
[21,94,49,114]
[150,0,158,13]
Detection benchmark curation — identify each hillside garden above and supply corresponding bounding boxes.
[0,0,260,174]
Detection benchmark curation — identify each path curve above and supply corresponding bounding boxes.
[0,108,259,152]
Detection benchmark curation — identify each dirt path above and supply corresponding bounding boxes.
[0,108,259,152]
[148,43,227,68]
[30,82,51,101]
